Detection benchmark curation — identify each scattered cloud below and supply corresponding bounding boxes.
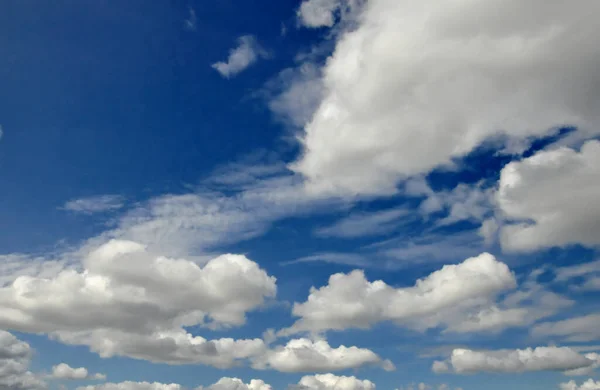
[201,377,272,390]
[497,140,600,252]
[78,382,182,390]
[51,363,105,380]
[0,330,46,390]
[62,195,126,214]
[212,35,269,78]
[252,338,393,373]
[560,379,600,390]
[290,373,375,390]
[433,346,595,374]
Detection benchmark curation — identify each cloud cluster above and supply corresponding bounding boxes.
[282,253,517,334]
[0,240,276,367]
[287,0,600,195]
[0,331,45,390]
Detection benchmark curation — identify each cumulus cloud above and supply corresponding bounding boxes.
[497,140,600,251]
[62,195,126,214]
[51,363,105,380]
[287,0,600,196]
[296,0,363,28]
[532,314,600,343]
[78,382,182,390]
[291,374,375,390]
[201,377,272,390]
[433,347,595,374]
[252,338,393,372]
[212,35,268,78]
[0,239,276,367]
[564,353,600,376]
[560,379,600,390]
[0,330,45,390]
[281,253,517,335]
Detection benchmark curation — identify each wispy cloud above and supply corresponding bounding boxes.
[61,195,125,214]
[212,35,269,78]
[184,7,197,31]
[315,208,409,238]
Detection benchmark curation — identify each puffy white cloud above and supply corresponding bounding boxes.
[62,195,125,214]
[560,379,600,390]
[296,0,363,28]
[212,36,267,78]
[0,330,45,390]
[532,314,600,343]
[292,374,375,390]
[0,240,276,367]
[51,363,105,380]
[497,140,600,251]
[78,382,182,390]
[202,377,272,390]
[434,347,594,374]
[253,338,393,372]
[287,0,600,196]
[282,253,516,334]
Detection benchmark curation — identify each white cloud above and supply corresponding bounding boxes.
[554,260,600,292]
[62,195,126,214]
[202,377,272,390]
[184,7,197,31]
[281,252,516,335]
[51,363,105,380]
[291,374,375,390]
[0,330,45,390]
[532,314,600,343]
[0,239,276,367]
[252,338,393,372]
[0,254,67,287]
[78,382,182,390]
[434,347,595,374]
[212,35,267,78]
[315,208,408,238]
[287,0,600,196]
[497,140,600,251]
[560,379,600,390]
[564,353,600,376]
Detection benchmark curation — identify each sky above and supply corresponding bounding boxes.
[0,1,599,390]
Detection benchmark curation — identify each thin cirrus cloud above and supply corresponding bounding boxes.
[212,35,269,78]
[62,194,126,214]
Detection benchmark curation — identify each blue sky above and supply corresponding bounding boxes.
[0,1,599,390]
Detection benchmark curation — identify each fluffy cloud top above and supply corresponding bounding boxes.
[497,140,600,251]
[283,253,515,334]
[51,363,105,380]
[560,379,600,390]
[202,377,272,390]
[434,347,595,374]
[212,35,267,78]
[253,338,393,372]
[288,0,600,195]
[78,382,182,390]
[0,240,276,367]
[0,330,45,390]
[293,374,375,390]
